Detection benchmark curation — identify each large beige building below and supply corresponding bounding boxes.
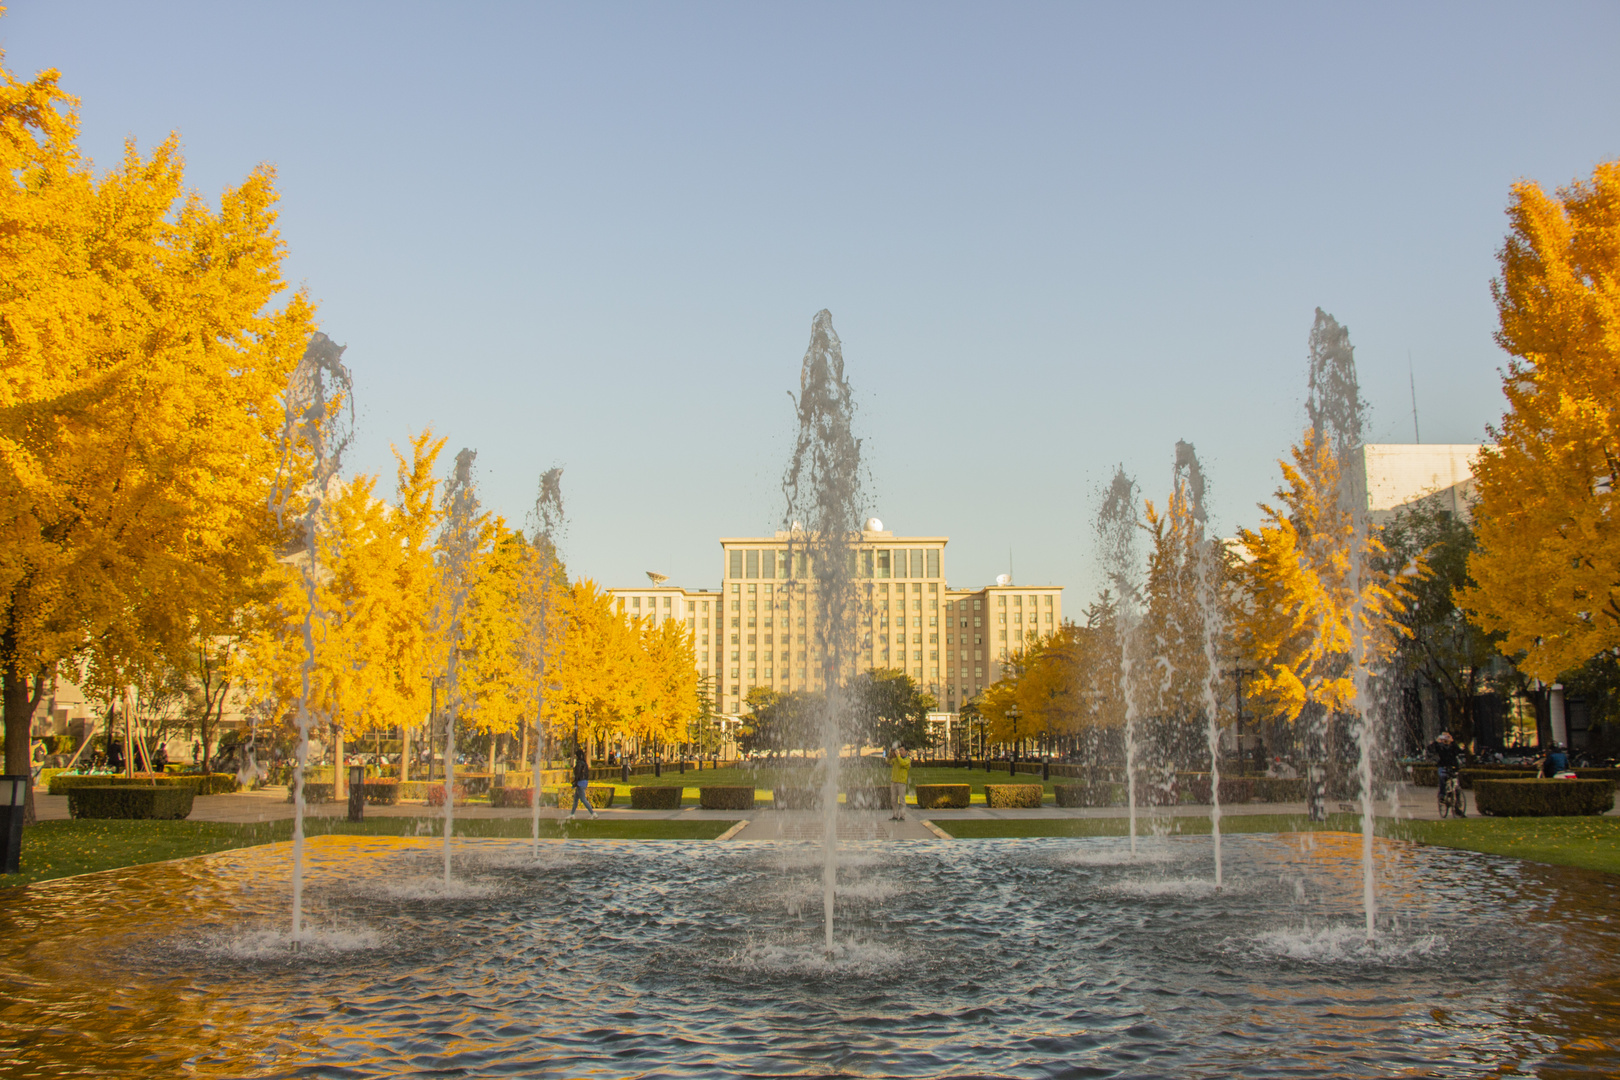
[610,524,1063,717]
[1361,443,1481,524]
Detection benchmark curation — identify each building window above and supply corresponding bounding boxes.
[761,549,776,579]
[910,549,924,577]
[729,550,743,578]
[861,550,874,577]
[876,550,891,578]
[973,599,981,610]
[745,549,759,578]
[927,549,940,578]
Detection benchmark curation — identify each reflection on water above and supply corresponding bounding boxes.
[3,833,1618,1078]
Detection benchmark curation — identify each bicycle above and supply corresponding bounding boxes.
[1437,768,1466,818]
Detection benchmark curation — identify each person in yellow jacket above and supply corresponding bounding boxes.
[889,744,912,822]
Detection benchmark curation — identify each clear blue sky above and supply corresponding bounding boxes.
[5,2,1617,600]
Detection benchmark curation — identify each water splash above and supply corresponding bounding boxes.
[1305,308,1378,939]
[1174,440,1225,889]
[1096,467,1143,854]
[437,449,485,884]
[270,331,354,940]
[781,309,865,956]
[526,466,566,857]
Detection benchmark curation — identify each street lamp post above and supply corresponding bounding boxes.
[0,775,26,874]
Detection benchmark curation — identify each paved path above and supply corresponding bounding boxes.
[730,811,936,841]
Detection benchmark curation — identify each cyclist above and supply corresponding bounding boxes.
[1428,731,1465,817]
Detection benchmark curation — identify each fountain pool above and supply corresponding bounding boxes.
[4,834,1618,1077]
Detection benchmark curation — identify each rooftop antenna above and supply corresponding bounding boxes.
[646,572,668,586]
[1408,351,1421,444]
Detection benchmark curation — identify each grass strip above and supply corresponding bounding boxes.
[2,816,740,888]
[934,813,1620,876]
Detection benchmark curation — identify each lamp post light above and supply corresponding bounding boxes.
[1,775,26,874]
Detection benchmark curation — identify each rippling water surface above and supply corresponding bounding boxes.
[4,832,1618,1078]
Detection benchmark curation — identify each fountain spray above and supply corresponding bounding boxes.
[271,332,354,942]
[437,449,484,884]
[1175,441,1224,889]
[782,310,864,958]
[528,467,565,857]
[1305,308,1378,938]
[1097,468,1142,855]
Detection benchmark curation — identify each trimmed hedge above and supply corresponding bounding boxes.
[914,783,969,809]
[984,783,1044,808]
[49,774,198,796]
[286,782,336,804]
[1476,778,1616,817]
[630,786,681,810]
[426,783,469,807]
[773,786,821,810]
[552,785,615,808]
[1176,774,1309,803]
[1054,781,1127,808]
[1410,766,1538,789]
[68,785,195,820]
[699,786,755,810]
[844,787,892,810]
[490,786,535,808]
[361,779,401,805]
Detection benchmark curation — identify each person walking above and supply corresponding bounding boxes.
[889,743,912,822]
[570,748,598,819]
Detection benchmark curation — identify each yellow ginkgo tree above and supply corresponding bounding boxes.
[1461,160,1620,681]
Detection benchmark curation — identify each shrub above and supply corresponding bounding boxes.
[914,783,969,809]
[551,785,615,809]
[843,787,891,810]
[50,774,202,796]
[1250,777,1307,802]
[630,786,681,810]
[426,783,469,807]
[772,787,820,810]
[984,783,1044,808]
[193,773,241,795]
[285,782,335,804]
[68,785,195,820]
[457,772,494,795]
[699,786,754,810]
[1476,778,1615,817]
[1054,782,1126,808]
[1410,766,1538,789]
[488,786,533,808]
[362,779,400,805]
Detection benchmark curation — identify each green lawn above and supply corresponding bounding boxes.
[934,812,1620,877]
[1,816,740,888]
[1382,816,1620,876]
[935,812,1358,839]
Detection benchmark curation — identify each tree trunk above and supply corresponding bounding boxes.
[2,656,37,826]
[399,723,411,782]
[334,723,346,798]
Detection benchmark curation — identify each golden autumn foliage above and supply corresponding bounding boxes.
[0,47,315,798]
[1461,160,1620,681]
[1234,430,1413,726]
